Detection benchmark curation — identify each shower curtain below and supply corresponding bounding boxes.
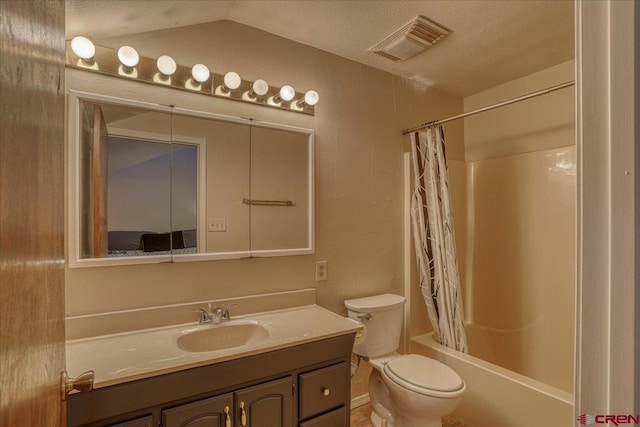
[410,127,468,353]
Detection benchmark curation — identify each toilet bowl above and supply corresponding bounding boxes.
[378,354,465,427]
[345,294,466,427]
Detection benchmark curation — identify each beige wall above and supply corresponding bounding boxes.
[65,21,464,320]
[463,60,575,392]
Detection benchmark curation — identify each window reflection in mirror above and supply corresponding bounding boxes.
[107,137,200,256]
[107,136,173,256]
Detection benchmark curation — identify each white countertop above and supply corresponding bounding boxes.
[66,305,362,389]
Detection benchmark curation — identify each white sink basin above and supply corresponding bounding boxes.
[176,321,270,353]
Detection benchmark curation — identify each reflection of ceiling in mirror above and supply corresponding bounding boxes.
[99,103,155,125]
[107,138,195,176]
[107,137,169,173]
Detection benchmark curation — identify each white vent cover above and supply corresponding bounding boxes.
[368,15,451,62]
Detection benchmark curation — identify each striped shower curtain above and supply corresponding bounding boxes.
[410,127,468,353]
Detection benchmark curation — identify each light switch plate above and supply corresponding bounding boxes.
[208,218,226,232]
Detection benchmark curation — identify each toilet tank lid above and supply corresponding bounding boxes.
[344,294,405,312]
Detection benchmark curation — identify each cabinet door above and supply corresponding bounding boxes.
[235,377,293,427]
[162,393,233,427]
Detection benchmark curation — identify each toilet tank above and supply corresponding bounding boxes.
[344,294,406,357]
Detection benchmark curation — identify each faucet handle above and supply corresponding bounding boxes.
[221,303,238,320]
[193,308,210,324]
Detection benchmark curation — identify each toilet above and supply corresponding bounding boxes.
[345,294,465,427]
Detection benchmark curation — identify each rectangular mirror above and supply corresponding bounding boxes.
[68,91,314,267]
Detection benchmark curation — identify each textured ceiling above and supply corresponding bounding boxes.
[66,0,574,97]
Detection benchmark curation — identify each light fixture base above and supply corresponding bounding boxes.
[65,41,315,116]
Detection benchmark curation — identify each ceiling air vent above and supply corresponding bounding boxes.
[368,15,451,62]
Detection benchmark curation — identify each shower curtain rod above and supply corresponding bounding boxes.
[401,80,575,135]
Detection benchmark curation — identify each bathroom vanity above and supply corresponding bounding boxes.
[66,302,361,427]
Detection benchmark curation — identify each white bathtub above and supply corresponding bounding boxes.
[411,330,574,427]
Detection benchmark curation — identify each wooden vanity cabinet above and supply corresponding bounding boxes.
[67,334,354,427]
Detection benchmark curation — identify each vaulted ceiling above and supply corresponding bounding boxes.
[66,1,574,97]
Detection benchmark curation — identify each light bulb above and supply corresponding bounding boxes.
[117,46,139,68]
[252,79,269,97]
[223,72,241,90]
[156,55,177,76]
[70,36,95,60]
[191,64,210,83]
[279,85,295,102]
[303,90,319,106]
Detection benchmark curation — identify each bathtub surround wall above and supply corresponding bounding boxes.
[463,59,575,393]
[466,145,575,392]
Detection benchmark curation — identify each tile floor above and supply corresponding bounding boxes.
[350,403,467,427]
[350,402,373,427]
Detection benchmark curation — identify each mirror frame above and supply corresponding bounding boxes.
[67,90,315,268]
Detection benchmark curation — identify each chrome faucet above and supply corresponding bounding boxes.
[193,303,238,325]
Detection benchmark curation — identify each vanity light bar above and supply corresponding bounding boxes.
[65,40,317,116]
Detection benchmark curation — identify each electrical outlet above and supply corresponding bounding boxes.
[315,261,328,282]
[208,218,226,232]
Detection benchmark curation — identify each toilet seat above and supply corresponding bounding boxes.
[382,354,464,398]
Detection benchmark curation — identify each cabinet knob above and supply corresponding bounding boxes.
[321,387,330,397]
[61,370,94,401]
